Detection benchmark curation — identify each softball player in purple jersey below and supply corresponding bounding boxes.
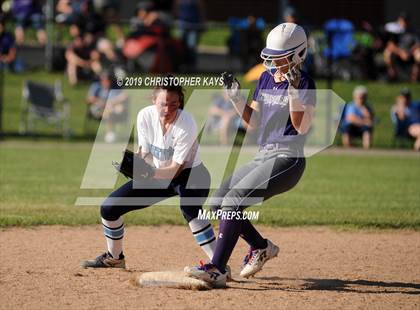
[185,23,316,287]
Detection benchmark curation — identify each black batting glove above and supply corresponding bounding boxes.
[221,72,241,101]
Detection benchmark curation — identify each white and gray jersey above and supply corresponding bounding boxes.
[136,105,201,169]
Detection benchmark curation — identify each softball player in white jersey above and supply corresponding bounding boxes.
[82,83,219,269]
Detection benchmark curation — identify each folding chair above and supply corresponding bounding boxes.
[19,80,70,137]
[83,103,101,135]
[323,19,357,80]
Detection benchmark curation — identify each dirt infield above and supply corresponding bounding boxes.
[1,226,419,310]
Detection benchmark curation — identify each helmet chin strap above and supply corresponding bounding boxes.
[263,51,303,81]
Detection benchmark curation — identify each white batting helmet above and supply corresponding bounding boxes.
[260,23,307,76]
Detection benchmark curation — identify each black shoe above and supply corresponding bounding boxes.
[81,252,125,268]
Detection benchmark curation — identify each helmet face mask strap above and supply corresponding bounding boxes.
[262,53,296,77]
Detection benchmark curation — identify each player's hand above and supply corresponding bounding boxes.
[135,156,155,179]
[221,72,241,101]
[285,67,301,89]
[113,149,155,180]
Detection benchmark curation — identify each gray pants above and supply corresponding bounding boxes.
[210,148,306,211]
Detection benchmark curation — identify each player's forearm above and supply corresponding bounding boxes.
[142,153,154,166]
[153,165,183,179]
[135,147,153,165]
[289,93,314,134]
[290,110,313,134]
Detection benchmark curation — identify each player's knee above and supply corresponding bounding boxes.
[209,203,220,213]
[100,201,120,221]
[208,194,226,212]
[180,206,200,222]
[209,190,245,212]
[221,195,242,212]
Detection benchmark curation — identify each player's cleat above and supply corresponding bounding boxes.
[184,261,227,288]
[240,240,279,278]
[225,265,233,282]
[81,252,126,269]
[184,261,233,282]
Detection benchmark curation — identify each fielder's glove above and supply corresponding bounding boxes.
[221,72,241,101]
[285,67,301,89]
[112,149,155,180]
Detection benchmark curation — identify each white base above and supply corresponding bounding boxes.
[137,271,212,290]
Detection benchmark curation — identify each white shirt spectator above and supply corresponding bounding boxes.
[384,21,405,34]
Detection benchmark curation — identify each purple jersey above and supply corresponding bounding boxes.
[252,70,316,147]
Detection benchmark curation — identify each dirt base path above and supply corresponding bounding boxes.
[1,226,419,309]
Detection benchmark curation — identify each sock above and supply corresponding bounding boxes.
[211,217,242,273]
[189,218,216,259]
[240,219,268,250]
[102,217,124,259]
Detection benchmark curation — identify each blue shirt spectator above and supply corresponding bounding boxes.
[206,93,246,145]
[86,72,128,143]
[391,89,420,150]
[341,85,374,149]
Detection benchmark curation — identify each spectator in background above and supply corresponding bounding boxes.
[56,0,105,38]
[205,93,245,145]
[86,71,128,143]
[341,86,374,149]
[384,12,408,35]
[0,17,17,70]
[65,32,97,85]
[354,21,382,80]
[283,6,297,24]
[383,12,419,82]
[56,0,87,37]
[154,0,174,26]
[124,1,183,73]
[391,88,420,150]
[174,0,205,66]
[91,37,119,75]
[12,0,46,45]
[411,42,420,82]
[283,6,314,75]
[227,15,264,71]
[129,1,170,38]
[92,0,125,47]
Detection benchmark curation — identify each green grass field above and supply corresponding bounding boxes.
[2,71,420,147]
[0,141,419,229]
[1,71,419,229]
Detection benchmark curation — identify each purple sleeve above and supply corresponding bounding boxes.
[299,75,316,90]
[298,75,316,106]
[252,73,265,101]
